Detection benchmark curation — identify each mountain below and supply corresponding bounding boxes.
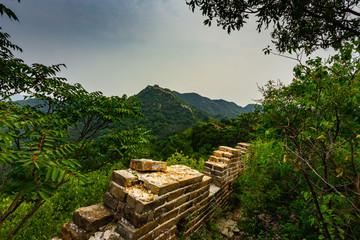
[136,85,209,139]
[12,85,256,140]
[174,92,256,119]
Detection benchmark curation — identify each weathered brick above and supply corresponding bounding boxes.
[209,155,220,162]
[213,150,224,157]
[154,200,176,217]
[130,159,167,172]
[153,218,177,237]
[122,205,154,228]
[211,169,227,177]
[204,161,214,169]
[173,194,189,208]
[116,218,159,240]
[178,174,204,188]
[143,180,179,196]
[108,181,127,202]
[60,222,89,240]
[166,187,185,202]
[214,164,226,172]
[111,170,138,187]
[72,204,113,232]
[199,175,212,188]
[103,192,118,211]
[160,207,179,224]
[185,182,201,193]
[126,194,166,214]
[223,152,233,158]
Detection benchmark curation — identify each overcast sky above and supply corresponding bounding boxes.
[2,0,332,106]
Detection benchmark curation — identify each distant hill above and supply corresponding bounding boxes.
[174,92,256,119]
[13,85,257,139]
[136,85,209,139]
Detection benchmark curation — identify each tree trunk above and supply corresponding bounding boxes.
[6,199,45,240]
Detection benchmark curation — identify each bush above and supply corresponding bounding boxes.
[232,140,319,239]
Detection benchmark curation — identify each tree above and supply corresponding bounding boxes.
[0,3,150,239]
[186,0,360,54]
[260,39,360,239]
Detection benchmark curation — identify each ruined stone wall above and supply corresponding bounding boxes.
[52,143,250,240]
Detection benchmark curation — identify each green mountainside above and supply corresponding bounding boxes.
[136,85,209,139]
[174,91,256,119]
[13,85,256,139]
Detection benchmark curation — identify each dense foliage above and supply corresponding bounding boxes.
[0,4,150,239]
[151,110,260,160]
[136,85,209,139]
[2,1,360,239]
[233,40,360,239]
[186,0,360,54]
[174,91,256,119]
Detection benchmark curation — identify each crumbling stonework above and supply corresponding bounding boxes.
[51,143,250,240]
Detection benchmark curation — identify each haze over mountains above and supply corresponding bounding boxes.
[14,85,256,139]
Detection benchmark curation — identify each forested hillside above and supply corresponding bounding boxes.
[174,91,256,119]
[136,85,209,139]
[2,1,360,239]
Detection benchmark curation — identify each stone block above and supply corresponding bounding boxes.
[103,192,118,211]
[116,218,159,240]
[219,157,230,164]
[143,180,179,196]
[173,194,189,208]
[160,207,179,224]
[213,164,227,172]
[122,205,155,228]
[153,218,177,237]
[223,152,233,158]
[108,181,127,202]
[127,194,166,214]
[213,150,224,157]
[166,187,185,202]
[218,146,229,151]
[199,175,212,188]
[130,159,167,172]
[209,155,220,162]
[212,169,227,177]
[111,170,138,187]
[178,174,204,188]
[72,204,113,232]
[185,182,201,193]
[154,200,176,217]
[138,231,155,240]
[60,222,89,240]
[204,161,214,169]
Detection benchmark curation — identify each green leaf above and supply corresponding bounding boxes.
[51,168,59,182]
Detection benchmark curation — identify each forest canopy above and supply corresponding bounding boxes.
[187,0,360,54]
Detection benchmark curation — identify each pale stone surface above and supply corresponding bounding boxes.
[130,159,167,172]
[112,170,138,187]
[213,150,224,157]
[108,181,127,202]
[72,204,113,232]
[209,184,220,196]
[60,222,88,240]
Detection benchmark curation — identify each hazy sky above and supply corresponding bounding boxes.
[2,0,330,106]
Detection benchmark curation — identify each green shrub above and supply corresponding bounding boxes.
[232,140,319,239]
[166,152,205,172]
[0,162,125,240]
